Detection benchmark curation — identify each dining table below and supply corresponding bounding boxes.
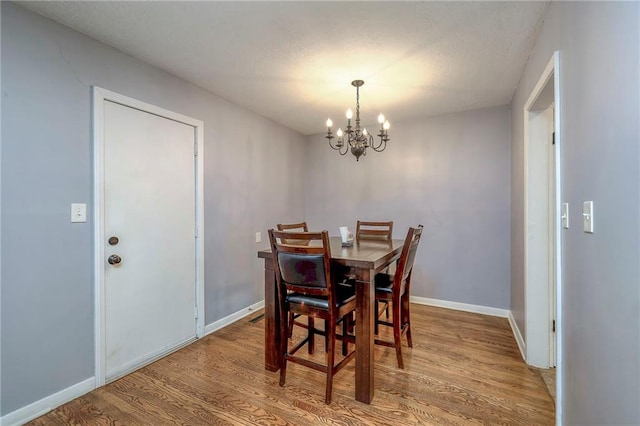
[257,236,404,404]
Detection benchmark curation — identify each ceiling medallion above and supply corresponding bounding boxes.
[325,80,390,161]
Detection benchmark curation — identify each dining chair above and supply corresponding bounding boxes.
[277,221,313,338]
[268,229,356,404]
[374,225,423,369]
[355,220,393,241]
[355,220,394,318]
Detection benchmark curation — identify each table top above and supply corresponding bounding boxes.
[258,236,404,270]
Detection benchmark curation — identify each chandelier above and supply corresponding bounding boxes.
[325,80,390,161]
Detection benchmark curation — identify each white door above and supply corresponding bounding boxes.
[103,100,197,381]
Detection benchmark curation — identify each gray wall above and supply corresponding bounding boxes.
[305,106,511,309]
[1,2,305,414]
[510,2,639,424]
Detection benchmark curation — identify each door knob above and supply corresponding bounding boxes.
[107,254,122,265]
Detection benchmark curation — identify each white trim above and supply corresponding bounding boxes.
[92,86,205,388]
[0,377,95,426]
[92,87,106,387]
[205,300,265,336]
[508,311,526,361]
[410,296,509,318]
[553,52,563,426]
[195,122,205,338]
[523,52,561,369]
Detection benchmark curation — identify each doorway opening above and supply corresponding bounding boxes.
[523,51,562,409]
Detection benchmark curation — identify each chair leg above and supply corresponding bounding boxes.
[374,300,380,335]
[308,317,315,354]
[288,312,294,338]
[341,314,351,356]
[325,319,329,352]
[325,320,336,404]
[393,301,404,369]
[402,293,413,348]
[279,311,289,386]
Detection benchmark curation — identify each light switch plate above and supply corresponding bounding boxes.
[583,201,594,233]
[561,203,569,229]
[255,232,261,243]
[71,203,87,223]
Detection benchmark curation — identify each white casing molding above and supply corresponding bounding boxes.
[508,311,527,361]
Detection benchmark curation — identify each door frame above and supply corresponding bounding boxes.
[92,86,205,387]
[523,51,562,367]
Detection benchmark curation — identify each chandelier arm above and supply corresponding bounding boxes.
[370,138,387,152]
[371,139,382,150]
[370,133,389,151]
[328,136,351,154]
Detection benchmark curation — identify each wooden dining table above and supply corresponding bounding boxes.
[257,236,404,404]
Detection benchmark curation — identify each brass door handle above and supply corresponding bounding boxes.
[107,254,122,265]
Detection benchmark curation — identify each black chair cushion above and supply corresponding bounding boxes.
[287,285,355,310]
[278,253,326,288]
[374,273,394,293]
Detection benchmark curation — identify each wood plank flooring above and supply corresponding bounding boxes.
[28,304,555,425]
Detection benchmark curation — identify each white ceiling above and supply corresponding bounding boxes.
[18,1,549,136]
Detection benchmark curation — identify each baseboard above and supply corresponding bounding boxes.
[508,311,526,361]
[411,296,509,318]
[0,377,95,426]
[204,300,265,336]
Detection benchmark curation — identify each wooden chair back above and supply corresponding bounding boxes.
[277,222,310,245]
[356,220,393,241]
[268,229,335,306]
[277,221,308,232]
[394,225,423,294]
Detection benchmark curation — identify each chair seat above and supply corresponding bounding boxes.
[287,286,355,310]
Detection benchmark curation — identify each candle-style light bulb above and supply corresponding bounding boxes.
[362,128,368,136]
[378,113,385,124]
[383,120,390,130]
[346,109,353,119]
[326,118,333,128]
[336,128,343,137]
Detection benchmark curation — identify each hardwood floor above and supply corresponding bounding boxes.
[28,304,555,425]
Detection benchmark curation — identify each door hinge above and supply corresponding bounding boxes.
[552,319,556,332]
[194,307,198,319]
[194,140,198,156]
[552,132,556,145]
[194,225,199,238]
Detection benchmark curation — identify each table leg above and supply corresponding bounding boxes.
[263,257,280,371]
[355,268,375,403]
